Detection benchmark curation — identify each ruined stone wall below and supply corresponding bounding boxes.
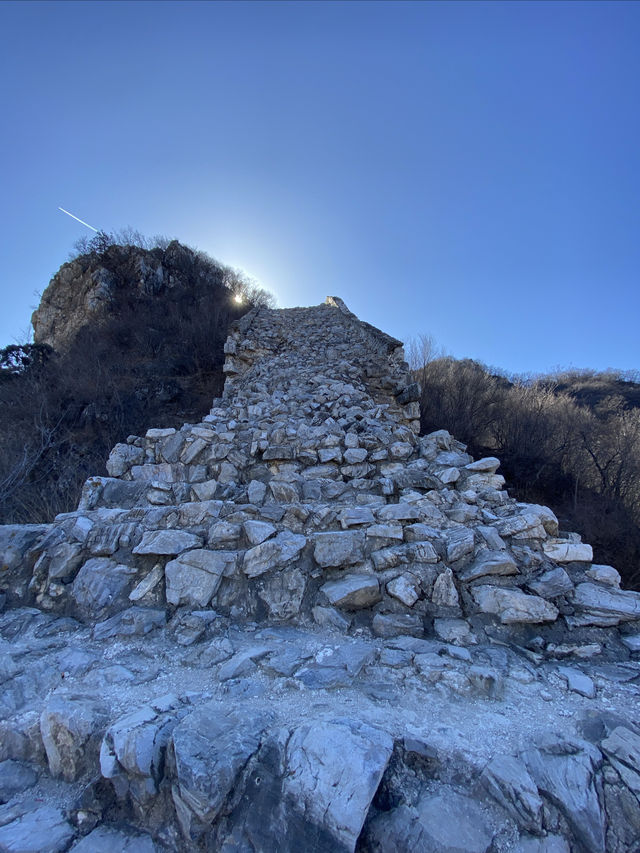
[1,298,639,853]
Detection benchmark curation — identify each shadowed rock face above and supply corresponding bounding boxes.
[1,297,640,852]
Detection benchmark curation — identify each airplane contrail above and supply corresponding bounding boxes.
[58,207,99,232]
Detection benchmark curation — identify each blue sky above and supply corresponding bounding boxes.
[1,0,638,375]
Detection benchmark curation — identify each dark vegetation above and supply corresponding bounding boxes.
[0,235,273,524]
[408,337,640,589]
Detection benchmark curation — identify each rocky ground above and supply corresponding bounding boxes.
[1,298,640,852]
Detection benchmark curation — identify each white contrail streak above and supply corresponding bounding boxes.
[58,207,99,232]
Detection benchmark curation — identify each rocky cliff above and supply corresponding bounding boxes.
[1,298,639,852]
[31,241,228,353]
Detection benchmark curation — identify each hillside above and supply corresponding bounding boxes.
[0,238,271,524]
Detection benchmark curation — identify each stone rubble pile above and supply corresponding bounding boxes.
[1,297,639,852]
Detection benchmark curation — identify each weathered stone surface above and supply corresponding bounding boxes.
[433,617,477,645]
[432,568,459,607]
[169,703,272,834]
[557,666,596,698]
[386,573,420,606]
[586,564,621,588]
[133,530,203,555]
[313,531,364,568]
[543,541,593,562]
[445,527,475,562]
[0,525,49,605]
[320,574,381,609]
[166,549,235,607]
[527,567,573,598]
[523,736,605,853]
[106,443,145,477]
[481,753,543,832]
[0,761,38,803]
[372,612,423,637]
[92,606,166,640]
[72,558,137,619]
[283,719,393,852]
[257,567,306,618]
[366,790,494,853]
[0,806,75,853]
[69,826,156,852]
[243,520,276,545]
[3,295,640,853]
[465,456,501,473]
[572,582,640,624]
[41,696,109,781]
[458,549,518,581]
[243,531,306,578]
[473,585,559,623]
[601,726,640,789]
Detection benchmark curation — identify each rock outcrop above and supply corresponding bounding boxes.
[1,297,639,851]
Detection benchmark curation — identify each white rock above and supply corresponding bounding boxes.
[165,549,235,606]
[586,564,621,588]
[386,573,420,607]
[543,541,593,562]
[473,585,559,624]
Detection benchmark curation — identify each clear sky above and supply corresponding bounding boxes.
[1,0,638,375]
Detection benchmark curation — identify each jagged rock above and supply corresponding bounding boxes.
[527,567,573,598]
[133,530,203,556]
[445,527,475,562]
[557,666,596,698]
[243,531,306,578]
[433,617,477,645]
[432,568,459,607]
[571,583,640,625]
[312,605,351,631]
[243,520,276,545]
[601,726,640,794]
[0,525,49,605]
[586,564,621,588]
[100,700,184,805]
[165,549,234,607]
[372,612,423,637]
[71,558,138,619]
[168,703,272,837]
[320,574,381,609]
[283,719,393,852]
[3,295,640,853]
[386,573,420,606]
[257,567,306,618]
[481,753,543,832]
[522,735,605,853]
[458,549,518,581]
[40,696,109,782]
